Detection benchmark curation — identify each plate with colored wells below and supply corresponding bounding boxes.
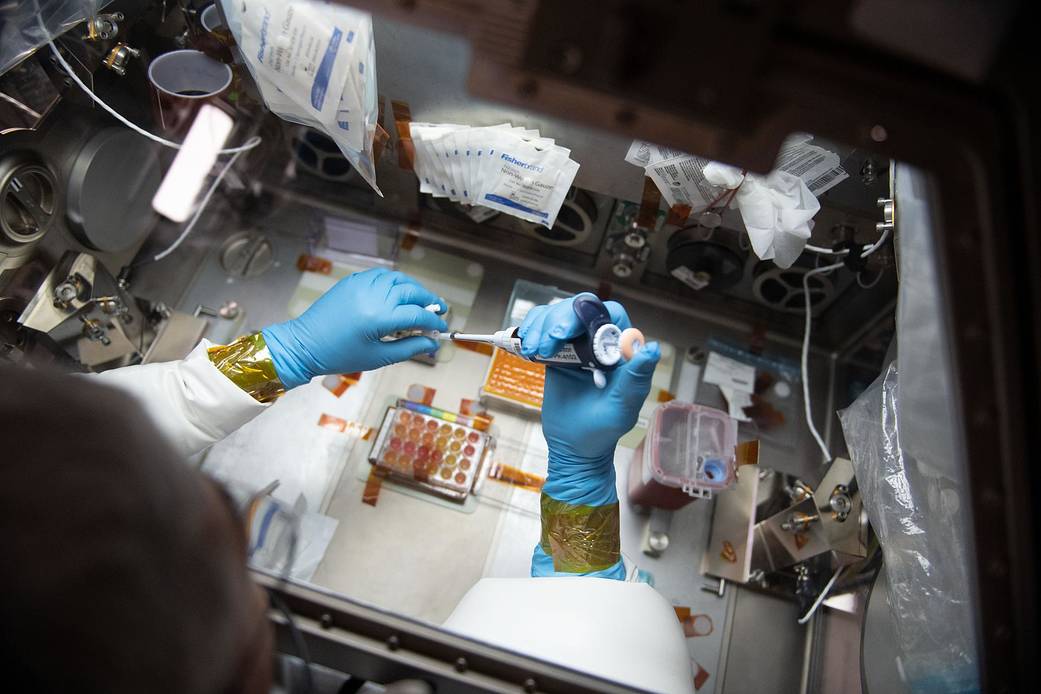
[369,407,489,500]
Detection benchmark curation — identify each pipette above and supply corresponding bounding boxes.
[437,294,645,388]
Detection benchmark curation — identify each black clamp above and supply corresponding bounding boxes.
[836,241,869,272]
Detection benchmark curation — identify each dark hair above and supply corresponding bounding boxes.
[0,366,257,693]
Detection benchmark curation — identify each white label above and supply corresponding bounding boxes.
[671,265,710,291]
[645,154,723,209]
[625,139,687,168]
[804,166,848,195]
[540,342,582,365]
[703,351,756,394]
[774,140,849,195]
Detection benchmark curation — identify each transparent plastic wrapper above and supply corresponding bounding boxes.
[628,401,737,510]
[0,0,111,76]
[838,363,979,693]
[220,0,381,193]
[893,163,959,478]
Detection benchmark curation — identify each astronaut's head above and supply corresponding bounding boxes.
[0,367,272,694]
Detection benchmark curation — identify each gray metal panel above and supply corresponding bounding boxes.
[721,588,806,694]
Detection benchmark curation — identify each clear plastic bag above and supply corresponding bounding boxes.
[838,363,979,693]
[219,0,381,193]
[0,0,110,76]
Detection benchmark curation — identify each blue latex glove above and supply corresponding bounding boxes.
[262,268,447,389]
[519,293,660,578]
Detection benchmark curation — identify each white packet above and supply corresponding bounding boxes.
[409,123,445,195]
[440,129,469,203]
[411,123,460,198]
[477,134,580,228]
[429,126,468,199]
[466,124,512,209]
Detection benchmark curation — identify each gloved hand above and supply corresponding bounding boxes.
[519,294,661,505]
[520,294,660,579]
[262,268,447,389]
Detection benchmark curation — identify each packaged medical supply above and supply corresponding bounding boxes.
[625,134,847,267]
[222,0,381,193]
[409,123,580,229]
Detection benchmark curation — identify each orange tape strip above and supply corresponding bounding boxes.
[372,122,391,164]
[735,440,760,466]
[693,662,710,691]
[362,469,384,506]
[637,176,662,229]
[401,223,420,251]
[322,372,363,397]
[297,254,332,274]
[391,100,415,171]
[406,384,436,406]
[666,203,692,226]
[316,414,373,440]
[487,462,544,492]
[656,388,676,403]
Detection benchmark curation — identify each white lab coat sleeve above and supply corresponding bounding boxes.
[91,339,269,459]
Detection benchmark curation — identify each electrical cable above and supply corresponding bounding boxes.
[801,260,845,463]
[856,267,885,289]
[805,244,848,256]
[805,226,890,258]
[152,147,244,260]
[859,225,891,257]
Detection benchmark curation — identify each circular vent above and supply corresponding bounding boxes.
[290,127,356,183]
[752,262,838,314]
[525,187,597,246]
[219,231,274,278]
[1,155,56,245]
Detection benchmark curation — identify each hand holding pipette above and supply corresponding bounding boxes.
[438,293,645,388]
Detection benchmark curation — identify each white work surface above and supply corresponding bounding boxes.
[204,312,730,689]
[306,350,730,690]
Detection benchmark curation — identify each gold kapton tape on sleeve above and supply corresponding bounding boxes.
[539,494,621,573]
[207,332,286,404]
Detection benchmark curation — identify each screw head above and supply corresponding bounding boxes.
[454,656,468,672]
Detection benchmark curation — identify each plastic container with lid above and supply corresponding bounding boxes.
[627,401,737,510]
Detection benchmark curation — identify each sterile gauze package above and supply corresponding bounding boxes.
[408,122,581,227]
[223,0,382,193]
[478,134,579,228]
